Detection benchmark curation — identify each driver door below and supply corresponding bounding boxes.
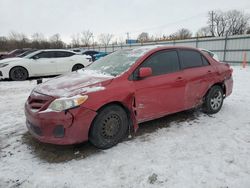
[29,51,58,76]
[132,50,186,123]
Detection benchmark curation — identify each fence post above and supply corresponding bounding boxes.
[223,35,228,62]
[196,37,199,48]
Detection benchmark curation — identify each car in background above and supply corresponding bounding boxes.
[93,51,108,61]
[200,49,220,61]
[0,49,31,60]
[0,49,91,81]
[17,49,37,58]
[25,46,233,149]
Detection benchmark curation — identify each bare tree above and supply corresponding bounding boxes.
[207,10,249,37]
[8,31,29,49]
[49,34,64,48]
[99,33,113,46]
[247,28,250,34]
[118,36,125,45]
[170,28,192,40]
[226,10,249,35]
[137,32,149,42]
[81,30,93,46]
[31,33,45,42]
[196,26,211,37]
[71,33,81,48]
[0,36,8,51]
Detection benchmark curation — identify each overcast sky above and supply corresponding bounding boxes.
[0,0,250,43]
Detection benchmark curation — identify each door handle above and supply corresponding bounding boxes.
[176,77,184,82]
[207,70,212,74]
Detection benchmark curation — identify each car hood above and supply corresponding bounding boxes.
[34,70,114,97]
[0,57,23,64]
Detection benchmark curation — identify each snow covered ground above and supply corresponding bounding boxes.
[0,66,250,188]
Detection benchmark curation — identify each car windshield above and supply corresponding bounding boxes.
[85,47,153,76]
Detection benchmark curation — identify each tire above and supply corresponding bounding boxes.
[10,66,28,81]
[89,105,128,149]
[72,64,84,71]
[203,85,224,114]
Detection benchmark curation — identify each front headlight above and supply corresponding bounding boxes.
[47,95,88,112]
[0,63,8,68]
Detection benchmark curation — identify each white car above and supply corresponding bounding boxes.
[0,49,92,81]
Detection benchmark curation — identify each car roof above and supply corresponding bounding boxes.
[129,45,200,56]
[40,49,76,53]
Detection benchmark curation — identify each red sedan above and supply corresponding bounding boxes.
[25,46,233,149]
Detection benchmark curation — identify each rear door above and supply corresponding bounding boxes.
[178,49,216,109]
[55,51,76,73]
[133,50,186,122]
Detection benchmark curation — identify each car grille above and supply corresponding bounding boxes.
[27,92,54,112]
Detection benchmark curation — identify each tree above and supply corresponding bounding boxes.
[8,31,29,49]
[49,34,64,48]
[171,28,192,40]
[99,33,113,46]
[207,10,249,37]
[0,36,8,51]
[71,33,81,48]
[81,30,93,46]
[196,26,211,37]
[247,28,250,34]
[226,10,249,35]
[137,32,149,42]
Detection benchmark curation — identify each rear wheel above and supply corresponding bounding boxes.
[203,85,224,114]
[10,66,28,81]
[89,105,128,149]
[72,64,84,71]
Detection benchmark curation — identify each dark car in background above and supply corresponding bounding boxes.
[17,49,37,58]
[0,49,31,60]
[93,51,108,61]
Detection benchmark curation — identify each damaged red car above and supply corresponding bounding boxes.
[25,46,233,149]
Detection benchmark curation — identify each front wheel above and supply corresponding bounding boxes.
[89,105,128,149]
[72,64,84,71]
[10,66,28,81]
[203,85,224,114]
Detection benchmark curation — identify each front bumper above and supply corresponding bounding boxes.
[25,102,97,145]
[0,67,9,79]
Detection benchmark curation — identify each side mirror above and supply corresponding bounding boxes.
[32,55,39,60]
[138,67,152,79]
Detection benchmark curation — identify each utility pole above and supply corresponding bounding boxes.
[211,11,214,37]
[126,32,130,43]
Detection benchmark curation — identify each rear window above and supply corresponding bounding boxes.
[179,50,204,68]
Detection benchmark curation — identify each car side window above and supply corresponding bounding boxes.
[139,50,180,76]
[201,55,210,66]
[55,51,74,58]
[35,51,55,59]
[179,50,205,68]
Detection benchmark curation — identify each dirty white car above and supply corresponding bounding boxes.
[0,49,91,81]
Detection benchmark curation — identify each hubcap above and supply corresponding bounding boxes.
[13,69,25,80]
[101,114,121,139]
[210,91,222,110]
